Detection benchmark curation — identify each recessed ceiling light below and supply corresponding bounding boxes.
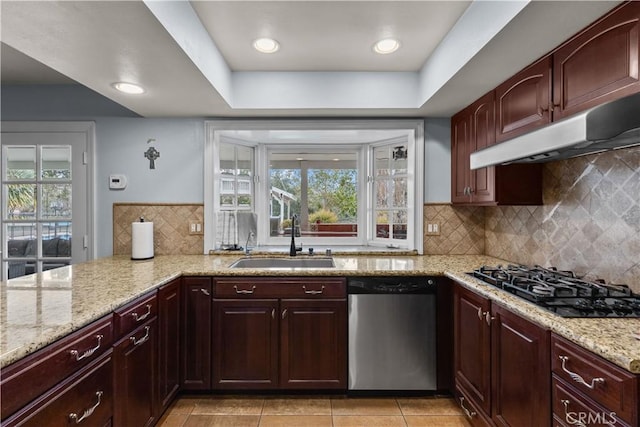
[296,157,304,161]
[373,38,400,55]
[112,82,145,94]
[253,38,280,54]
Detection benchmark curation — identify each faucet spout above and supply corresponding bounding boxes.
[289,214,302,256]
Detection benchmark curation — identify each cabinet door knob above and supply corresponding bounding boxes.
[559,355,605,389]
[281,309,288,319]
[200,288,210,296]
[485,311,495,326]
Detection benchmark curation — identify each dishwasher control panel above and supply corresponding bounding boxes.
[347,276,438,294]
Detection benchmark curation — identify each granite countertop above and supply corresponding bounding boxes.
[1,254,639,374]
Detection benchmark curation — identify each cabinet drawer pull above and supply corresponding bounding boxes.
[459,397,477,419]
[234,285,256,294]
[201,288,210,296]
[559,355,605,389]
[303,285,325,295]
[69,391,103,424]
[130,326,150,346]
[131,304,152,322]
[282,309,287,319]
[477,307,483,321]
[561,399,586,427]
[70,335,103,361]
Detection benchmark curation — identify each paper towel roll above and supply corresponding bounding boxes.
[132,220,154,260]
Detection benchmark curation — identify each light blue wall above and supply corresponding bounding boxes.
[2,84,451,257]
[424,118,451,203]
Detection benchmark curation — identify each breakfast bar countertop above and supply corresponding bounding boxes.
[1,254,639,374]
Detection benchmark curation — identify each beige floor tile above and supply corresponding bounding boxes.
[258,415,333,427]
[167,396,200,415]
[404,415,471,427]
[333,415,407,427]
[182,415,214,427]
[157,413,188,427]
[211,415,260,427]
[398,397,463,416]
[191,397,265,415]
[262,397,332,415]
[331,398,402,415]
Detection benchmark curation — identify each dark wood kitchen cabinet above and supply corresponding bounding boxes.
[553,1,640,120]
[212,298,279,388]
[495,56,552,143]
[451,92,542,206]
[551,334,638,426]
[113,292,158,427]
[453,283,550,426]
[0,314,114,421]
[454,283,492,425]
[181,276,212,390]
[280,299,347,389]
[212,277,347,390]
[157,278,181,413]
[2,351,114,427]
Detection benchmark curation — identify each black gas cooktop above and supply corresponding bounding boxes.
[468,265,640,318]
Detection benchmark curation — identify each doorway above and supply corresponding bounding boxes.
[1,122,94,280]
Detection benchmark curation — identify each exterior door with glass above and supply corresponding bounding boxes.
[1,123,92,280]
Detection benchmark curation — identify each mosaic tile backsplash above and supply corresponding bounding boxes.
[113,203,204,256]
[425,146,640,292]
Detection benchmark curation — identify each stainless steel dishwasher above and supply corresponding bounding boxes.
[348,276,437,391]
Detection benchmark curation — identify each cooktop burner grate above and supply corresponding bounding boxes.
[468,265,640,318]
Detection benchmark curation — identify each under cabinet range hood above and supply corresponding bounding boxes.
[470,92,640,169]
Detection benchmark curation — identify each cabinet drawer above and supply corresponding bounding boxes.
[454,388,492,427]
[214,277,346,298]
[1,315,114,419]
[552,376,631,427]
[551,334,638,425]
[3,351,114,427]
[114,291,157,338]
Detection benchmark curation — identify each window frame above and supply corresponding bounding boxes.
[204,119,424,254]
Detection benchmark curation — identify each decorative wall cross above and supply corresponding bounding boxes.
[144,146,160,169]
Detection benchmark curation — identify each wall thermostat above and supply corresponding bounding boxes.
[109,174,128,190]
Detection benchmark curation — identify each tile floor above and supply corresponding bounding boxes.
[157,395,472,427]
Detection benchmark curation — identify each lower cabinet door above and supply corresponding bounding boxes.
[157,279,181,412]
[3,351,113,427]
[212,299,279,389]
[280,299,347,389]
[113,319,157,427]
[491,304,550,427]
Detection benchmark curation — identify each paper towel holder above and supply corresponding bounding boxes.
[131,216,155,261]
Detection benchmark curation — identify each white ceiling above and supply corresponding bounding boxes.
[0,1,622,118]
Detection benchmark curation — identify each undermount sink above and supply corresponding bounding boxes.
[228,257,335,269]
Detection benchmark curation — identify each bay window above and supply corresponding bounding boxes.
[205,120,424,253]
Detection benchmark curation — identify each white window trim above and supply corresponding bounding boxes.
[204,119,424,254]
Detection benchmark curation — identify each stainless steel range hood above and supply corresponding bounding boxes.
[470,92,640,170]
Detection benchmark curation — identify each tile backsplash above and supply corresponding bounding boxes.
[113,203,204,256]
[425,146,640,292]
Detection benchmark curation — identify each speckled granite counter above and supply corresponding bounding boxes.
[1,254,639,375]
[447,271,640,374]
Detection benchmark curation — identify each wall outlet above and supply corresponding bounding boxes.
[189,223,203,235]
[426,223,440,236]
